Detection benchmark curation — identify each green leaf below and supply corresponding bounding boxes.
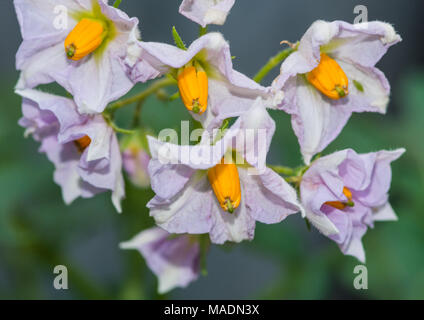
[172,26,187,50]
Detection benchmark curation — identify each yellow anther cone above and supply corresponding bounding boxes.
[177,66,208,114]
[65,18,106,61]
[307,53,349,99]
[74,135,92,153]
[208,159,241,213]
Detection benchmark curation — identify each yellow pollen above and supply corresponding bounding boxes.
[64,18,106,61]
[207,158,241,213]
[177,65,208,114]
[74,135,92,153]
[307,53,349,100]
[324,187,355,210]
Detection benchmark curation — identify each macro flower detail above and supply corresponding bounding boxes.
[9,0,409,299]
[179,0,236,27]
[14,0,147,114]
[272,20,401,164]
[120,227,201,294]
[300,148,405,262]
[132,32,269,128]
[17,89,125,212]
[146,99,302,244]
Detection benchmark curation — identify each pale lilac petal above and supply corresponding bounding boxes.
[68,53,134,114]
[337,60,390,113]
[16,89,125,212]
[282,81,354,164]
[147,119,241,171]
[122,149,151,188]
[328,21,401,68]
[355,148,405,208]
[179,0,235,27]
[208,185,256,244]
[15,0,142,114]
[273,20,400,163]
[148,174,215,236]
[120,227,200,294]
[300,148,404,261]
[372,202,398,222]
[241,168,302,224]
[16,89,87,134]
[148,159,195,200]
[344,237,366,263]
[231,98,275,171]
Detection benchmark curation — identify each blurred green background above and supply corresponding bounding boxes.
[0,0,423,299]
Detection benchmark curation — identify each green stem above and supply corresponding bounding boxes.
[103,113,136,135]
[113,0,122,8]
[253,47,296,84]
[199,235,210,276]
[107,77,176,113]
[199,26,208,37]
[131,99,144,128]
[269,164,296,176]
[212,119,230,145]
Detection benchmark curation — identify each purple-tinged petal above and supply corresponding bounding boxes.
[208,184,256,244]
[179,0,235,27]
[272,20,400,163]
[147,119,241,171]
[372,202,398,222]
[355,148,405,208]
[120,227,201,294]
[148,173,215,236]
[15,0,143,114]
[241,168,302,224]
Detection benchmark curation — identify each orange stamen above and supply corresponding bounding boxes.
[64,18,105,61]
[74,135,92,153]
[307,53,349,99]
[177,65,208,114]
[324,187,355,210]
[207,158,241,213]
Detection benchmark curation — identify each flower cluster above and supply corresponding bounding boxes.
[14,0,404,293]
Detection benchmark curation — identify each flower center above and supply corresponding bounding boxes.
[207,158,241,213]
[74,135,92,153]
[65,18,106,61]
[307,53,349,100]
[177,65,208,114]
[324,186,355,210]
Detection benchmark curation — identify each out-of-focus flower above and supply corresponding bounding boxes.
[146,99,302,244]
[121,130,151,188]
[272,20,401,164]
[14,0,150,114]
[17,89,125,212]
[179,0,235,27]
[132,32,269,129]
[300,148,405,262]
[120,227,201,294]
